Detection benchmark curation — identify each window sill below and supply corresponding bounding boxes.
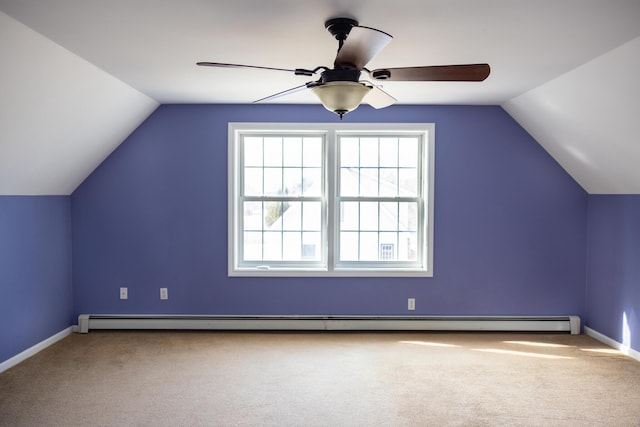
[229,268,433,278]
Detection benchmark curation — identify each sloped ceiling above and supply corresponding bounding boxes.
[0,1,639,195]
[504,36,640,194]
[0,11,158,195]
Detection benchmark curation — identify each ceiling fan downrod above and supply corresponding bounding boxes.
[325,17,358,52]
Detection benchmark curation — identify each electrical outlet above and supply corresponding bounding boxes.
[408,298,416,311]
[120,287,128,300]
[160,288,168,300]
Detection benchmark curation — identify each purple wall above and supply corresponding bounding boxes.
[586,195,640,352]
[71,104,588,319]
[0,196,72,363]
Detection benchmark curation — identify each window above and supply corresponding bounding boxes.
[380,243,395,260]
[228,123,434,277]
[240,134,324,266]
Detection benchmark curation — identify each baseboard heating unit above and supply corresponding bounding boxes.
[78,315,580,334]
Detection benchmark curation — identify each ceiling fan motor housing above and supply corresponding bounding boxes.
[325,17,358,42]
[319,68,361,83]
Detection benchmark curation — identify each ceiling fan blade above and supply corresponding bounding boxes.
[334,26,393,70]
[197,62,296,72]
[253,84,310,103]
[371,64,490,82]
[197,62,317,76]
[362,85,396,109]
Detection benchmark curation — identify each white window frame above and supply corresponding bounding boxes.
[228,122,435,277]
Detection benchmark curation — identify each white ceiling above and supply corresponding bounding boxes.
[1,1,639,194]
[504,36,640,194]
[0,10,158,195]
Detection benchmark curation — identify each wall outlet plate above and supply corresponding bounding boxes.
[160,288,168,300]
[408,298,415,311]
[120,287,128,300]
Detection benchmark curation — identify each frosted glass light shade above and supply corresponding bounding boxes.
[311,81,371,118]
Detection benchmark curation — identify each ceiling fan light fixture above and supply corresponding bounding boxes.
[311,81,371,119]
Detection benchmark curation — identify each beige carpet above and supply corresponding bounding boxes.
[1,331,639,426]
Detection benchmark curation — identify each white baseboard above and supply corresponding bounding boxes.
[584,326,640,363]
[78,314,580,334]
[0,327,72,374]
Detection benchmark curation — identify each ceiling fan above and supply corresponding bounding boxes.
[197,17,490,119]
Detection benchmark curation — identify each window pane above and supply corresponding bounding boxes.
[264,168,282,196]
[379,232,398,261]
[283,168,302,196]
[359,137,378,167]
[244,168,263,196]
[359,232,378,260]
[244,137,263,167]
[264,202,284,230]
[243,231,262,261]
[379,232,397,245]
[340,167,358,196]
[282,231,301,260]
[380,245,394,260]
[398,168,417,196]
[379,137,398,167]
[379,168,398,197]
[360,202,378,230]
[263,137,282,167]
[379,202,398,231]
[303,137,322,167]
[302,202,321,231]
[399,232,418,261]
[340,137,359,167]
[399,137,418,167]
[263,232,282,260]
[340,231,358,261]
[359,168,379,196]
[302,167,322,196]
[282,202,301,230]
[302,232,321,260]
[340,201,359,230]
[399,202,417,231]
[243,202,263,230]
[283,137,302,167]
